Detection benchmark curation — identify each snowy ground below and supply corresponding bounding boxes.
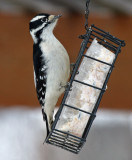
[0,107,132,160]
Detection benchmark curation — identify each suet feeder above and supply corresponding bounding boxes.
[46,0,125,154]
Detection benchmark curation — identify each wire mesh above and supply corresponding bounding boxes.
[46,24,125,154]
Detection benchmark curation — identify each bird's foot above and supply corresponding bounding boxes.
[59,82,70,91]
[70,63,75,74]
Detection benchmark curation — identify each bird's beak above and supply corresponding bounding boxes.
[48,14,62,23]
[54,14,62,19]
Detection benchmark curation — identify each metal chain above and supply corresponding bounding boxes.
[79,0,91,38]
[85,0,91,31]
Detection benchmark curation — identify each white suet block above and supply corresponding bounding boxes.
[55,38,115,137]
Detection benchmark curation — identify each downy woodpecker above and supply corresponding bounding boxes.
[29,13,70,138]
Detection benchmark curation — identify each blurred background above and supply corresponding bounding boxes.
[0,0,132,160]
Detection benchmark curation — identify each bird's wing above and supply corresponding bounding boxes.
[34,65,47,107]
[33,44,47,108]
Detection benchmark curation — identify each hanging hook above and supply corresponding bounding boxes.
[85,0,91,31]
[79,0,91,38]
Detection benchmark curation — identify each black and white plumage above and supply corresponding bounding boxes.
[29,13,70,138]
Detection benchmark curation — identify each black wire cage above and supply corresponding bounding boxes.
[45,24,125,154]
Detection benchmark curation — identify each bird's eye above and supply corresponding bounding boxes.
[41,17,47,22]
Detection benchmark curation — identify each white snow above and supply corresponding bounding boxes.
[0,107,132,160]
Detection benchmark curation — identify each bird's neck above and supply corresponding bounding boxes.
[33,29,56,45]
[40,30,55,42]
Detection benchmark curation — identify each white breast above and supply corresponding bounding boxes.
[39,36,70,96]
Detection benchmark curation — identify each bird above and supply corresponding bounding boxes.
[29,13,70,139]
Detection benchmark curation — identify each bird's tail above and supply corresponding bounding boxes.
[42,109,50,139]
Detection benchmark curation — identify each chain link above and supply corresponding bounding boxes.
[85,0,90,30]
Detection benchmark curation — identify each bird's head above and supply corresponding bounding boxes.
[29,13,61,43]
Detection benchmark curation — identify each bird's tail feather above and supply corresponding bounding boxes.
[42,109,50,139]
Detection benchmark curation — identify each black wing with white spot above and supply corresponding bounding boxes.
[33,44,47,107]
[35,67,47,106]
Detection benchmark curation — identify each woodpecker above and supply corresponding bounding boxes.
[29,13,70,138]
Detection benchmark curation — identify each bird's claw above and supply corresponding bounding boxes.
[70,63,75,74]
[59,82,70,90]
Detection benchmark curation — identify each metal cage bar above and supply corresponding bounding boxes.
[46,24,125,154]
